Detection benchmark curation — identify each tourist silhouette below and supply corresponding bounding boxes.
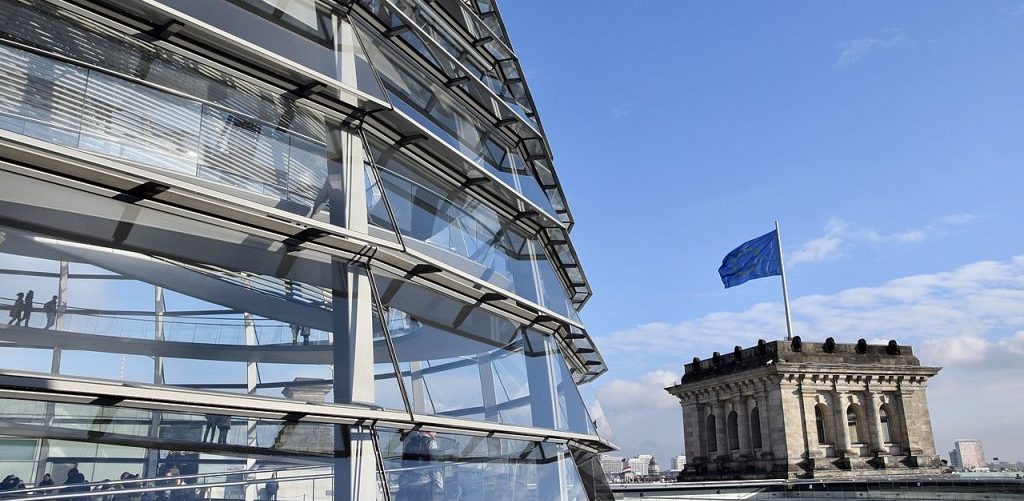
[21,290,34,326]
[44,295,58,329]
[8,293,24,325]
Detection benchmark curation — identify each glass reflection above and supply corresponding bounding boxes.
[0,2,399,230]
[354,20,558,217]
[372,270,593,433]
[150,0,387,100]
[0,223,400,411]
[367,137,576,317]
[0,397,361,500]
[378,428,589,501]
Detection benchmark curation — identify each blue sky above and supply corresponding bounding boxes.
[502,1,1024,466]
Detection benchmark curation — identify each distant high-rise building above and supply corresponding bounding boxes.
[952,440,987,471]
[949,449,962,470]
[601,455,625,477]
[626,454,656,477]
[672,455,688,472]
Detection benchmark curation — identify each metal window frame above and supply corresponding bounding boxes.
[43,0,593,309]
[0,134,606,378]
[0,371,614,450]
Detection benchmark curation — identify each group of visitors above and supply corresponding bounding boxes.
[201,415,232,444]
[0,474,27,493]
[7,290,59,329]
[0,469,89,500]
[0,465,204,501]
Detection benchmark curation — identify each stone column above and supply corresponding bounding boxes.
[697,402,711,457]
[799,391,823,458]
[832,391,852,456]
[714,400,728,458]
[755,392,772,452]
[734,397,752,455]
[863,392,886,454]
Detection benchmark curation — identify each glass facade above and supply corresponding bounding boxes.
[0,0,610,499]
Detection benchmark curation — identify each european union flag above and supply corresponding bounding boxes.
[719,230,782,288]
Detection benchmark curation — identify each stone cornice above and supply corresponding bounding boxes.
[667,362,941,402]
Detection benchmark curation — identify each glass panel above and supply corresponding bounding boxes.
[0,0,328,138]
[378,428,589,501]
[571,449,616,501]
[533,242,575,318]
[357,0,537,129]
[847,407,860,443]
[880,406,892,442]
[0,44,87,147]
[578,383,616,443]
[198,106,290,199]
[365,136,576,315]
[0,397,370,499]
[549,338,598,435]
[364,160,400,243]
[367,138,539,303]
[0,3,363,221]
[287,133,331,214]
[355,20,559,216]
[154,0,388,101]
[0,171,403,411]
[79,71,202,175]
[372,270,594,434]
[0,41,344,220]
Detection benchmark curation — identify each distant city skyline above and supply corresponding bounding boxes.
[502,0,1024,466]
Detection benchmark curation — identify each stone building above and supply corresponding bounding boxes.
[665,338,943,480]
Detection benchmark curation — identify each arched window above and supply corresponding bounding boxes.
[727,411,739,450]
[879,405,892,443]
[750,407,763,449]
[814,405,827,445]
[847,406,860,443]
[706,414,718,452]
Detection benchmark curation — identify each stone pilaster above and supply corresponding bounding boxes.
[714,399,728,458]
[754,393,768,452]
[735,396,752,456]
[863,392,886,454]
[832,391,852,456]
[799,389,823,458]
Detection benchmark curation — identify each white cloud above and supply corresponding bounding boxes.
[789,214,978,265]
[834,29,909,68]
[607,102,637,120]
[789,218,847,264]
[920,335,990,366]
[596,370,683,465]
[594,255,1024,463]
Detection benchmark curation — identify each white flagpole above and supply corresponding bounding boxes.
[775,220,794,341]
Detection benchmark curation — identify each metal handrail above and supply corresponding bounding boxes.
[0,465,324,499]
[1,470,333,501]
